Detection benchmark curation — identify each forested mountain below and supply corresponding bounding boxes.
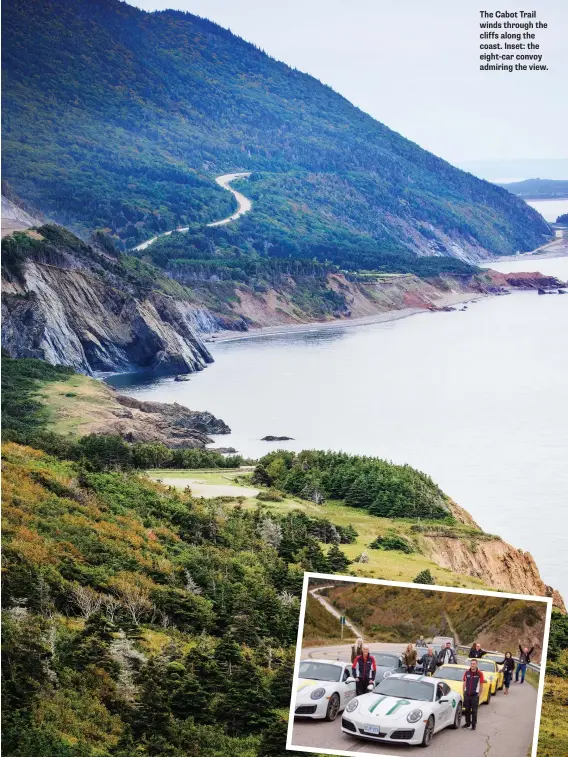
[498,178,568,200]
[2,0,549,265]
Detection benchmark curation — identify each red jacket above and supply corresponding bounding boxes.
[463,668,485,696]
[352,654,377,681]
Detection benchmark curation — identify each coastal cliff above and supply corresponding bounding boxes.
[1,225,221,375]
[2,224,565,378]
[422,533,565,611]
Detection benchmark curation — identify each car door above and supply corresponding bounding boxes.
[434,683,453,730]
[340,664,357,707]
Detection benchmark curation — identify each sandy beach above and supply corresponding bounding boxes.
[209,290,481,344]
[488,236,568,263]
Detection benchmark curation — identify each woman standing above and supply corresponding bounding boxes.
[497,651,516,694]
[403,643,417,673]
[351,637,364,664]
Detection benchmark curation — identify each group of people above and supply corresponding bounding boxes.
[468,641,535,690]
[350,637,536,731]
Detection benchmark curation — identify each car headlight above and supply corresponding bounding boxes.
[310,687,326,700]
[407,709,423,723]
[346,698,359,713]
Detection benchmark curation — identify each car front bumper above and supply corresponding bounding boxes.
[341,717,423,745]
[294,698,329,719]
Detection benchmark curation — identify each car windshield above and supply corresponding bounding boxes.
[299,662,342,682]
[471,660,496,672]
[375,654,400,666]
[374,678,434,702]
[484,654,504,663]
[433,667,465,682]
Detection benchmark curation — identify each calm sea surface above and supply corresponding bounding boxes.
[109,257,568,598]
[526,198,568,222]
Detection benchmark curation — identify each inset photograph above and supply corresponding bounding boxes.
[287,574,552,756]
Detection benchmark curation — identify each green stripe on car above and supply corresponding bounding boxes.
[369,696,387,713]
[386,698,411,715]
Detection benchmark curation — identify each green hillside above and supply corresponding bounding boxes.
[2,442,567,756]
[314,583,547,655]
[2,0,549,263]
[1,355,567,755]
[498,178,568,200]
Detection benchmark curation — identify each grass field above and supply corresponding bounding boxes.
[537,667,568,757]
[38,374,118,436]
[147,468,489,589]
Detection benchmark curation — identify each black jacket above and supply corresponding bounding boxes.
[420,653,438,675]
[498,657,516,673]
[518,645,535,664]
[437,648,457,666]
[468,647,487,659]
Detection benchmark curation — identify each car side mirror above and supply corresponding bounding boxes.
[345,676,356,684]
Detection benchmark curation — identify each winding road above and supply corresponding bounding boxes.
[290,641,539,757]
[133,171,251,251]
[310,585,365,639]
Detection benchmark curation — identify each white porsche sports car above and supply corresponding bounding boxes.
[293,659,358,721]
[341,673,462,748]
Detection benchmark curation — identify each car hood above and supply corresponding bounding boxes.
[353,693,429,722]
[442,680,464,696]
[296,679,332,701]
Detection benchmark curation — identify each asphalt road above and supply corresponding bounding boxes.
[291,644,538,756]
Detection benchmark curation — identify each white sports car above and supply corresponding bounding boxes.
[341,673,462,748]
[293,659,358,721]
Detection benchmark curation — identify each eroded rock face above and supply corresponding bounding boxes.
[77,390,230,448]
[2,260,215,376]
[114,394,230,445]
[423,535,566,611]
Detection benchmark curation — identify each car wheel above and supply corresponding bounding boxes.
[484,689,491,705]
[420,716,435,747]
[325,693,340,722]
[450,702,462,730]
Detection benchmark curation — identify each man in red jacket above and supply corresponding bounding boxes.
[352,645,377,696]
[462,659,485,730]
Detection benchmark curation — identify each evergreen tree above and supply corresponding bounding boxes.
[326,544,351,573]
[413,569,435,585]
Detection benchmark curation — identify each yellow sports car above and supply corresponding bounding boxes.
[432,664,491,705]
[467,658,504,693]
[483,654,507,689]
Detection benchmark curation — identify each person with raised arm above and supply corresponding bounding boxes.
[515,642,535,684]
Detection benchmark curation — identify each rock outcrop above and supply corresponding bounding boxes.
[422,534,565,611]
[1,195,42,237]
[483,269,566,290]
[38,373,230,448]
[1,225,220,376]
[111,394,230,446]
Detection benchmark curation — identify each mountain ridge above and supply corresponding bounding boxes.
[2,0,550,264]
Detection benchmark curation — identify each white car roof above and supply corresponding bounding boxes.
[300,659,345,666]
